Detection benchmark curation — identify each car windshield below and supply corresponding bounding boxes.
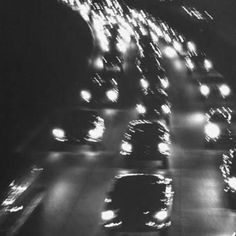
[58,110,97,130]
[112,175,166,208]
[130,123,167,141]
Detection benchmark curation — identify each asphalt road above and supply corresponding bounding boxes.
[0,43,234,236]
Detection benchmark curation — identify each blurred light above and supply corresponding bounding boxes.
[52,128,65,140]
[140,78,149,89]
[160,78,169,89]
[219,84,231,97]
[154,210,168,221]
[121,141,132,153]
[163,46,177,58]
[191,112,205,123]
[204,59,213,71]
[136,104,146,114]
[158,142,170,155]
[80,90,91,102]
[205,123,220,139]
[106,89,118,102]
[200,84,210,96]
[228,177,236,190]
[93,57,104,70]
[88,127,104,141]
[104,221,122,228]
[101,210,116,221]
[185,58,195,70]
[187,41,196,52]
[173,40,183,53]
[161,104,171,114]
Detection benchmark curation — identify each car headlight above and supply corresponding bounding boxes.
[187,41,196,52]
[88,127,104,141]
[161,104,171,114]
[136,104,146,114]
[93,57,104,70]
[200,84,210,96]
[121,141,132,154]
[173,40,183,53]
[140,78,149,89]
[204,59,213,71]
[80,90,91,102]
[228,177,236,190]
[154,210,168,221]
[160,78,169,89]
[106,89,118,102]
[185,58,195,70]
[158,142,170,155]
[52,128,66,141]
[219,84,231,97]
[204,123,220,139]
[101,210,116,221]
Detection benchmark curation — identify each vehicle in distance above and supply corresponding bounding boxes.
[50,109,105,149]
[204,107,236,149]
[136,89,171,124]
[79,73,119,105]
[101,173,174,235]
[196,74,231,103]
[120,120,171,168]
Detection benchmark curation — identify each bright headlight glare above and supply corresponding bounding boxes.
[121,142,132,153]
[140,78,149,89]
[187,41,196,52]
[204,123,220,139]
[106,89,118,102]
[94,57,104,69]
[158,142,170,155]
[200,85,210,96]
[164,46,177,58]
[52,128,65,140]
[136,104,146,114]
[204,59,213,70]
[101,210,116,221]
[161,104,171,114]
[161,78,169,89]
[80,90,91,102]
[88,127,104,140]
[219,84,231,97]
[228,177,236,190]
[173,40,183,53]
[185,58,195,70]
[154,210,168,221]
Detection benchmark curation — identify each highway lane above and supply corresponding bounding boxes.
[2,50,236,236]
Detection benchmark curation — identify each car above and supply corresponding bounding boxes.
[120,120,171,168]
[138,72,170,92]
[185,53,213,73]
[136,89,171,124]
[196,74,231,103]
[204,107,236,149]
[101,173,174,235]
[79,72,119,106]
[50,109,105,149]
[220,148,236,209]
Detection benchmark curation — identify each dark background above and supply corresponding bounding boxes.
[1,0,93,185]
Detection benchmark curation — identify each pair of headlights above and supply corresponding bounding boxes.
[101,209,168,221]
[136,104,171,115]
[200,84,231,97]
[80,89,119,102]
[120,141,170,155]
[52,125,104,142]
